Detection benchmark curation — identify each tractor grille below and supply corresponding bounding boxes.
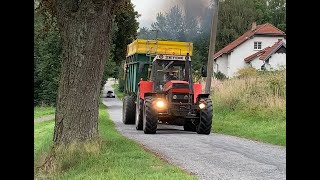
[170,103,191,116]
[172,93,189,103]
[172,83,189,89]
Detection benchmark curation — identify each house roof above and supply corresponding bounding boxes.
[213,23,285,60]
[244,39,286,62]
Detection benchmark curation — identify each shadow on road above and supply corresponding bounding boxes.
[155,124,196,134]
[155,129,195,134]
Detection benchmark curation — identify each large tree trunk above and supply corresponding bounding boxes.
[53,0,120,145]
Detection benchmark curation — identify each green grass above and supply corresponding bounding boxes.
[213,107,286,146]
[112,84,125,100]
[211,70,286,146]
[35,105,196,180]
[34,106,55,119]
[34,120,55,161]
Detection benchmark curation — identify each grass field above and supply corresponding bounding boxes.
[34,106,55,119]
[34,105,196,180]
[212,69,286,146]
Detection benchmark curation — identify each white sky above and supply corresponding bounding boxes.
[131,0,176,28]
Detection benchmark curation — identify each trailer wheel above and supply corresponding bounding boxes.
[122,95,136,124]
[143,97,157,134]
[196,98,213,135]
[135,89,143,130]
[184,121,196,132]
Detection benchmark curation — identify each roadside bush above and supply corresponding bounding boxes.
[214,71,227,80]
[236,67,258,79]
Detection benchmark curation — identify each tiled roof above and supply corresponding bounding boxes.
[244,47,270,62]
[244,39,285,62]
[213,23,285,60]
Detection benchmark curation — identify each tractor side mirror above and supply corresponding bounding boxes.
[201,66,207,77]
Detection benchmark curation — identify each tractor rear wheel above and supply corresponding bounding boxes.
[122,95,136,124]
[196,98,213,135]
[143,97,157,134]
[135,88,143,130]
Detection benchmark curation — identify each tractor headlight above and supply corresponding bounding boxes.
[155,100,166,109]
[199,103,206,109]
[156,101,165,108]
[173,95,177,99]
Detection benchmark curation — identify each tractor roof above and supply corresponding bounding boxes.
[153,54,191,62]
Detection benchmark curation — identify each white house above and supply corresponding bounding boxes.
[212,22,286,78]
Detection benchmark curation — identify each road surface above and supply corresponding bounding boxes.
[102,80,286,180]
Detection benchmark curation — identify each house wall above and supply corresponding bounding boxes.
[268,52,286,70]
[214,54,228,76]
[227,36,285,77]
[250,58,264,70]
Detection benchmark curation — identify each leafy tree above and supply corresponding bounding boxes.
[151,12,170,39]
[216,0,257,51]
[138,27,154,39]
[267,0,286,32]
[34,11,62,106]
[112,0,139,66]
[165,5,186,41]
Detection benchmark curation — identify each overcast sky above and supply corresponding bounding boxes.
[131,0,211,29]
[131,0,177,28]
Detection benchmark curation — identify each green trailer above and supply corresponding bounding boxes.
[124,54,151,95]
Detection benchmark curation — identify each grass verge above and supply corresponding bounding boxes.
[213,108,286,146]
[34,120,55,161]
[35,105,196,180]
[34,106,55,119]
[212,69,286,146]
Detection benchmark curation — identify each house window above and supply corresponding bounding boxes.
[254,41,262,50]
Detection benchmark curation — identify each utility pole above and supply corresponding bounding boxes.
[205,0,220,94]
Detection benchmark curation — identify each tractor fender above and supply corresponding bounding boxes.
[138,81,153,100]
[193,83,203,104]
[196,94,210,103]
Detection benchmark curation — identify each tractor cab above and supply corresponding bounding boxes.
[150,54,190,92]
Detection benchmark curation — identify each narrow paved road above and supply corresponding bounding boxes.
[34,115,55,123]
[102,80,286,180]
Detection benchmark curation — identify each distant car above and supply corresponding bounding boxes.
[106,90,115,98]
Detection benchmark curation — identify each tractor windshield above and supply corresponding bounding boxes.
[152,60,187,91]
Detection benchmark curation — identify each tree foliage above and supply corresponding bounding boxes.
[34,11,62,106]
[112,0,140,65]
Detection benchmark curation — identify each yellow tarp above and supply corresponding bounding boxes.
[126,39,193,57]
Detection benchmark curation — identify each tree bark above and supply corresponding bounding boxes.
[53,0,120,145]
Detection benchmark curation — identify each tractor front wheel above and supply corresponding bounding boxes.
[196,98,213,135]
[143,97,157,134]
[122,95,136,124]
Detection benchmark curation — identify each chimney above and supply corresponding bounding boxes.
[251,22,257,31]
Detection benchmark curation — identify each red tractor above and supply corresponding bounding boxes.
[122,50,213,134]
